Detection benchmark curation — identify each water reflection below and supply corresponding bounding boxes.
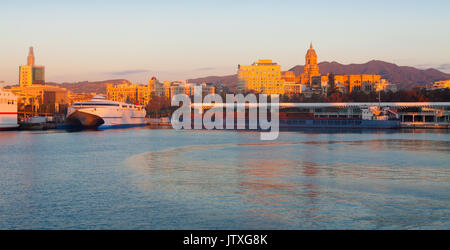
[2,128,448,229]
[125,137,450,229]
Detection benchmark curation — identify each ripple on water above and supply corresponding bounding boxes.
[124,138,450,229]
[1,129,449,229]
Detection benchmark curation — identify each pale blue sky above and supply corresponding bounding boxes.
[1,0,449,85]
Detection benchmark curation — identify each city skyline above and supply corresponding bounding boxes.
[1,0,450,86]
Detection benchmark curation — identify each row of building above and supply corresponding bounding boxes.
[430,80,450,89]
[7,47,123,117]
[5,46,449,118]
[107,44,395,105]
[237,44,398,96]
[8,47,218,114]
[413,80,450,92]
[106,78,215,105]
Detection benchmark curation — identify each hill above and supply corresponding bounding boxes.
[290,60,450,89]
[46,79,131,94]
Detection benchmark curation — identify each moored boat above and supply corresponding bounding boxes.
[279,106,400,129]
[66,96,148,129]
[0,87,19,131]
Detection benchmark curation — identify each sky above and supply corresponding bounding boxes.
[1,0,449,86]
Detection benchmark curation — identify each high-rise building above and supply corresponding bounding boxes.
[237,59,285,95]
[19,47,45,88]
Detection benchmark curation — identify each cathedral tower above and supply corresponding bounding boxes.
[301,43,320,86]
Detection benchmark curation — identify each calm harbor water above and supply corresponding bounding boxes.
[0,128,449,229]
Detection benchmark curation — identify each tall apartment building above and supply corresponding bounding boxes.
[238,59,285,95]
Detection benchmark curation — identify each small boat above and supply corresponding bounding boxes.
[19,116,58,130]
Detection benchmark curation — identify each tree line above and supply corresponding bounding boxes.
[280,88,450,103]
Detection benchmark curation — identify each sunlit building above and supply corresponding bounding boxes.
[107,78,215,105]
[19,47,45,88]
[68,92,95,103]
[284,83,305,96]
[433,80,450,89]
[295,44,385,94]
[281,71,303,96]
[330,74,382,93]
[7,47,68,116]
[375,79,398,92]
[281,71,300,83]
[148,77,166,97]
[188,82,215,97]
[163,81,215,100]
[238,59,285,95]
[106,83,151,104]
[10,84,69,115]
[311,75,329,93]
[300,43,320,86]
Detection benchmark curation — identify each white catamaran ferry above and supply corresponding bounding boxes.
[0,87,19,130]
[66,96,148,129]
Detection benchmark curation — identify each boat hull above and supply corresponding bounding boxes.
[65,109,148,129]
[65,110,105,128]
[0,124,19,131]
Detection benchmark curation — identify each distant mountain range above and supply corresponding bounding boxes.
[188,60,450,90]
[290,60,450,89]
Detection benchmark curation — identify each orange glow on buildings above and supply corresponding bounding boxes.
[107,78,215,105]
[300,43,320,86]
[238,59,285,95]
[237,44,386,97]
